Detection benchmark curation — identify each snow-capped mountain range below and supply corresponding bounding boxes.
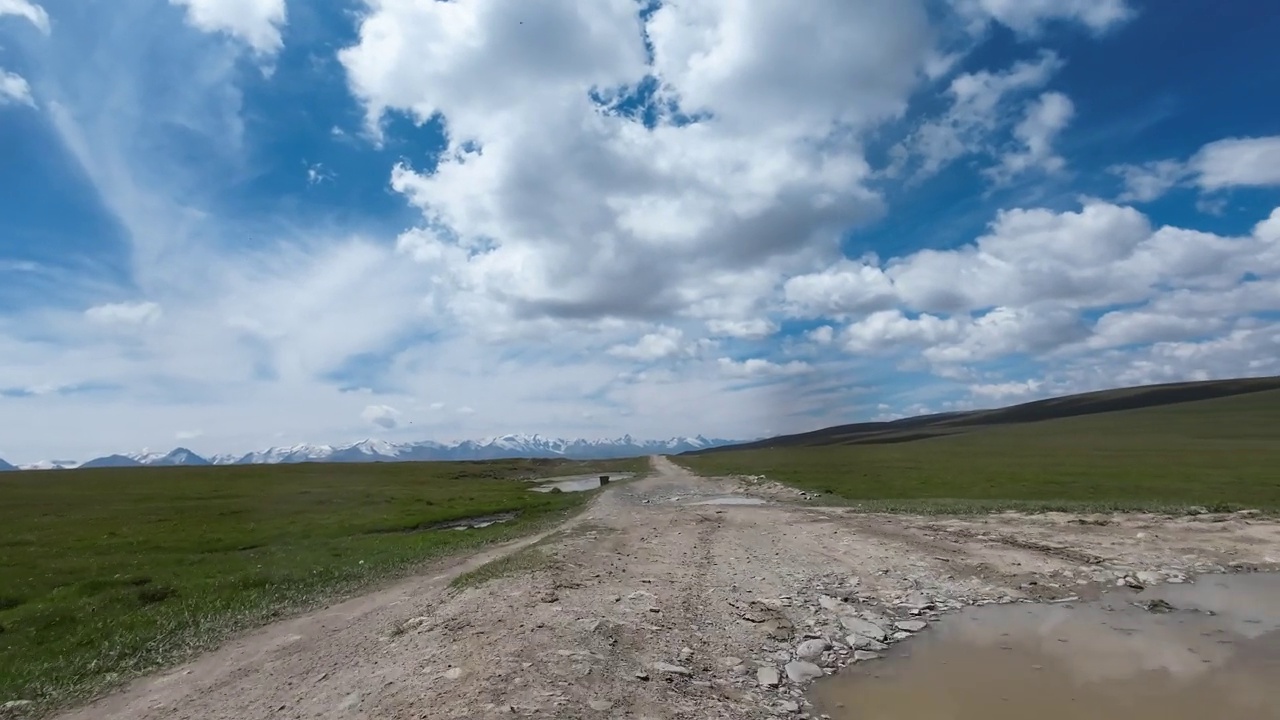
[0,434,737,470]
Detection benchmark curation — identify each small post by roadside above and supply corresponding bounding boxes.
[599,475,610,485]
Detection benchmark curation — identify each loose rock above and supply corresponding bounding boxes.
[1,700,34,717]
[757,666,781,687]
[839,616,887,640]
[852,651,882,662]
[784,660,823,683]
[588,699,613,711]
[400,617,430,631]
[653,662,693,677]
[895,620,928,633]
[795,639,829,660]
[1136,598,1177,614]
[817,595,844,612]
[846,634,888,651]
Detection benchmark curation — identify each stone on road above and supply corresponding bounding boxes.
[784,660,823,683]
[795,639,829,660]
[653,662,692,677]
[840,616,888,641]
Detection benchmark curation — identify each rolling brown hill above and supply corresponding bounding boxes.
[686,376,1280,453]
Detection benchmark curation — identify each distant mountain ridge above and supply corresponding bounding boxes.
[78,454,143,469]
[11,459,78,471]
[15,434,736,470]
[137,448,212,466]
[210,434,733,465]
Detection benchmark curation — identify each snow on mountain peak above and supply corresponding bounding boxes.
[26,435,739,470]
[351,439,398,455]
[127,448,170,463]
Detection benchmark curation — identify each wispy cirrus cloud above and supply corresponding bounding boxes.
[0,0,49,34]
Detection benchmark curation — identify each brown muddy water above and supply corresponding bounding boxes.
[809,574,1280,719]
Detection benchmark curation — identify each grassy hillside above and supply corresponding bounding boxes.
[691,376,1280,451]
[0,457,646,713]
[679,389,1280,513]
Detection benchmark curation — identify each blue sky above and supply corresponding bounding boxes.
[1,0,1278,463]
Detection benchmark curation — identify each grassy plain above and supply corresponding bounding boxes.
[680,390,1280,513]
[0,457,646,711]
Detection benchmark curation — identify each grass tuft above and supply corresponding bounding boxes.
[136,586,178,605]
[449,547,556,590]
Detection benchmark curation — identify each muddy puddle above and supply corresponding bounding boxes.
[530,473,635,493]
[810,574,1280,719]
[688,496,768,506]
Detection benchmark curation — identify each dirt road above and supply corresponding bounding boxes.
[58,457,1280,720]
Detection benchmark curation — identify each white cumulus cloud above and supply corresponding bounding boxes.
[970,379,1044,400]
[361,404,400,430]
[342,0,929,337]
[0,69,34,106]
[785,200,1280,377]
[1190,136,1280,191]
[807,326,835,345]
[608,327,686,362]
[169,0,287,55]
[705,318,778,341]
[896,50,1063,179]
[986,91,1074,182]
[1109,135,1280,203]
[717,358,813,379]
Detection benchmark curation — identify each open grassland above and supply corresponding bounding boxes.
[680,390,1280,513]
[0,457,646,712]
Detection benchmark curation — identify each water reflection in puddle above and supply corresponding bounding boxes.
[529,473,635,493]
[809,574,1280,720]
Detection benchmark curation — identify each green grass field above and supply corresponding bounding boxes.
[680,390,1280,513]
[0,457,646,712]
